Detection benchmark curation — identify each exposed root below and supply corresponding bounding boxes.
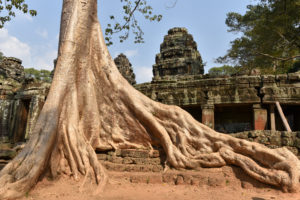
[1,0,300,199]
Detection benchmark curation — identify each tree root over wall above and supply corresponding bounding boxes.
[0,0,300,199]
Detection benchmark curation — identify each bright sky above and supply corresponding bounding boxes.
[0,0,250,83]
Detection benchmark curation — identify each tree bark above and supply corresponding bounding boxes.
[1,0,300,199]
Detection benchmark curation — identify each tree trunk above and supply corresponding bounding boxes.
[1,0,300,199]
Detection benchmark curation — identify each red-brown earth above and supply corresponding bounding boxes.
[18,166,300,200]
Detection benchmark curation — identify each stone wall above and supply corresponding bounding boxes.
[0,58,50,144]
[1,130,300,173]
[230,130,300,158]
[97,149,165,173]
[135,73,300,132]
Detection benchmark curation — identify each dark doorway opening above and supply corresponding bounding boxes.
[274,105,300,131]
[13,99,30,143]
[181,105,202,123]
[215,104,253,133]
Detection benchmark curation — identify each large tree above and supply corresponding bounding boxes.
[1,0,300,199]
[218,0,300,73]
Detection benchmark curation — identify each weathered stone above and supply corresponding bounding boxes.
[114,54,136,85]
[207,177,225,187]
[148,175,163,184]
[153,27,204,79]
[97,153,107,161]
[123,157,133,164]
[149,150,160,158]
[120,149,149,158]
[0,57,25,82]
[152,165,163,172]
[0,159,9,170]
[162,173,177,184]
[175,175,184,185]
[294,138,300,149]
[241,181,254,189]
[0,149,17,159]
[148,157,161,165]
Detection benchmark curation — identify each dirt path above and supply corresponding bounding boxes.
[20,170,300,200]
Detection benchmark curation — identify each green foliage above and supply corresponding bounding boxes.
[105,0,162,46]
[288,60,300,73]
[218,0,300,74]
[24,68,52,82]
[0,51,3,61]
[208,65,238,76]
[0,0,37,28]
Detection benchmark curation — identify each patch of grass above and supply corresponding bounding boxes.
[226,179,230,185]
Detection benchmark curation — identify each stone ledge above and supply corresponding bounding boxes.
[107,166,271,189]
[100,161,164,172]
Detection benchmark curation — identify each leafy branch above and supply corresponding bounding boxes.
[104,0,162,46]
[0,0,37,28]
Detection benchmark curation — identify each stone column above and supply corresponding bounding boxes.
[253,104,267,130]
[25,96,45,140]
[201,104,214,129]
[270,104,276,131]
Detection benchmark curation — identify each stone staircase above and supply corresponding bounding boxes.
[97,149,165,172]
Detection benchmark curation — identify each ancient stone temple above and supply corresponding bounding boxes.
[1,29,300,163]
[0,57,50,145]
[153,27,204,79]
[114,54,136,85]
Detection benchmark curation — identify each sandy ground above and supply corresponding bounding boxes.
[19,171,300,200]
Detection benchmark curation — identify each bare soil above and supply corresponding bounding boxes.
[19,166,300,200]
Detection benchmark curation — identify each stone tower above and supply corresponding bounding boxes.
[153,27,204,79]
[0,57,25,82]
[114,54,136,85]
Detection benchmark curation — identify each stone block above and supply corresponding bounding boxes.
[133,165,152,172]
[132,158,148,165]
[175,175,184,185]
[0,149,17,159]
[294,138,300,149]
[282,137,294,146]
[130,175,148,183]
[111,156,123,164]
[207,177,225,187]
[123,157,133,164]
[162,173,177,184]
[148,175,163,184]
[149,150,160,158]
[120,149,149,158]
[148,158,161,165]
[97,154,107,161]
[152,165,163,172]
[107,151,116,156]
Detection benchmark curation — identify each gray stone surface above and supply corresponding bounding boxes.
[114,54,136,85]
[153,27,204,79]
[0,57,25,82]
